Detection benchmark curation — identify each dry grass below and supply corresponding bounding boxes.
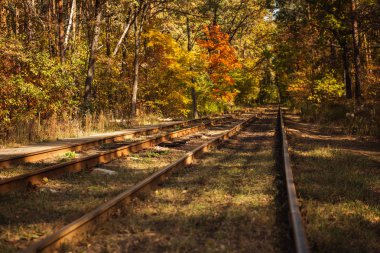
[0,111,173,149]
[287,116,380,253]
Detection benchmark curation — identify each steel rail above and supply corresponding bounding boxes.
[0,116,234,194]
[21,114,258,253]
[277,107,310,253]
[0,117,214,169]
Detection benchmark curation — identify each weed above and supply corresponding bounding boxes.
[63,151,78,159]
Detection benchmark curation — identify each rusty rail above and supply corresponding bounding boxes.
[21,114,257,253]
[0,117,214,169]
[0,117,233,194]
[277,107,310,253]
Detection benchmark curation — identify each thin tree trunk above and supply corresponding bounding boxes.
[342,42,353,99]
[121,42,128,78]
[23,2,31,45]
[52,0,58,55]
[57,0,64,63]
[84,0,102,112]
[363,33,372,75]
[351,0,361,100]
[186,17,198,119]
[130,9,140,119]
[112,11,134,57]
[106,15,111,56]
[47,0,54,56]
[72,0,77,43]
[0,4,6,33]
[130,4,148,119]
[330,39,337,67]
[63,0,76,52]
[15,5,19,35]
[213,5,218,26]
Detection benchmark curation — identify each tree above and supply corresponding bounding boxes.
[197,25,241,104]
[84,0,103,112]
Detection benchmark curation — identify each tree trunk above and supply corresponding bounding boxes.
[47,0,54,56]
[57,0,64,63]
[0,4,6,34]
[351,0,361,100]
[130,9,140,119]
[84,0,102,112]
[23,2,31,45]
[121,42,128,78]
[15,5,19,35]
[342,42,353,99]
[363,33,372,75]
[213,4,218,26]
[187,17,199,119]
[106,14,111,56]
[63,0,76,53]
[112,11,134,57]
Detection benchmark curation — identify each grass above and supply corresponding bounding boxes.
[59,151,79,162]
[70,111,289,252]
[288,124,380,252]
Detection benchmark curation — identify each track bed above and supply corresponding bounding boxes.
[0,120,208,180]
[0,116,249,252]
[67,110,290,252]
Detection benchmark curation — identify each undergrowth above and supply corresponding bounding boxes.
[298,101,380,136]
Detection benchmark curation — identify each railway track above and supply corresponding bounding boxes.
[0,117,217,169]
[0,112,257,252]
[0,107,310,253]
[277,108,310,253]
[0,115,238,194]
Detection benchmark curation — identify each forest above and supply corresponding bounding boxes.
[0,1,379,252]
[0,0,379,145]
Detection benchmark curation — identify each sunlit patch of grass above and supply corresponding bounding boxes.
[290,139,380,252]
[294,146,336,159]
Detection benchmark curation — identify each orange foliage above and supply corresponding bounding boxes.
[197,25,241,102]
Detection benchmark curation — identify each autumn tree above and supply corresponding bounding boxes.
[197,25,241,104]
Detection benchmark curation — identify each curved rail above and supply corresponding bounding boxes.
[21,114,257,253]
[277,107,310,253]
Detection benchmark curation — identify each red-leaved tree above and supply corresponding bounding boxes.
[197,25,241,103]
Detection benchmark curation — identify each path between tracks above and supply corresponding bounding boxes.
[70,110,290,252]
